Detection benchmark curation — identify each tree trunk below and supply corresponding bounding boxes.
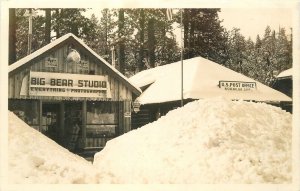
[45,9,51,44]
[147,18,155,68]
[161,24,166,63]
[118,9,125,74]
[138,9,145,72]
[189,9,195,58]
[55,9,60,38]
[9,8,17,65]
[104,9,109,61]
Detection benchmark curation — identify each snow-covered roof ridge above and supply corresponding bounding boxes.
[9,33,142,95]
[277,68,292,78]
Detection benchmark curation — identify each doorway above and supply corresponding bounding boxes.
[64,102,82,151]
[42,103,60,143]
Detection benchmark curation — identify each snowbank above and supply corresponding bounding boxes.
[94,98,292,183]
[8,112,100,184]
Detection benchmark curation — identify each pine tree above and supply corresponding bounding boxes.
[97,9,116,62]
[117,9,125,73]
[180,9,226,64]
[52,9,93,38]
[147,17,155,68]
[225,28,247,73]
[14,9,45,60]
[9,8,17,65]
[44,8,51,44]
[276,28,292,72]
[138,9,145,71]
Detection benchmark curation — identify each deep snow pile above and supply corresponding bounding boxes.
[8,112,100,184]
[94,98,292,183]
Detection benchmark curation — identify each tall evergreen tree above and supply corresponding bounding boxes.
[225,28,246,73]
[117,9,125,73]
[147,17,155,68]
[9,8,17,65]
[180,9,226,64]
[44,8,51,44]
[97,9,116,62]
[14,9,45,60]
[52,9,92,38]
[138,9,145,71]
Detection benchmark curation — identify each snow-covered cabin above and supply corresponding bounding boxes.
[272,68,293,112]
[129,57,292,128]
[272,68,292,97]
[8,33,141,153]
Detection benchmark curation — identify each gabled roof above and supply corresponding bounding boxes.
[129,57,292,104]
[9,33,141,96]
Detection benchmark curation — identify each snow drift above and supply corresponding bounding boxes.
[94,98,292,184]
[8,112,100,184]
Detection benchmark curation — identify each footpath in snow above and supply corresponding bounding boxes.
[8,98,292,184]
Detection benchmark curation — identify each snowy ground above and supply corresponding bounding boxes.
[94,98,292,184]
[8,98,292,184]
[8,112,101,184]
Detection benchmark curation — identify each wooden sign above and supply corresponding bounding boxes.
[219,81,257,91]
[45,57,58,68]
[29,71,111,98]
[133,100,141,113]
[124,112,131,118]
[77,60,89,71]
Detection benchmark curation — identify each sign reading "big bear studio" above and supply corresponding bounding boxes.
[29,71,111,98]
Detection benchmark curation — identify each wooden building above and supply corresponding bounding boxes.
[272,68,293,98]
[130,57,292,128]
[8,33,141,153]
[272,68,293,112]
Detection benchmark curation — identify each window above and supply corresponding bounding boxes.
[86,101,119,138]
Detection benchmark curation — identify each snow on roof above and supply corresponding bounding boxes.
[130,57,292,104]
[9,33,141,95]
[94,98,292,183]
[277,68,292,78]
[129,65,165,88]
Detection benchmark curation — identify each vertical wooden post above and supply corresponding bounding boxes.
[118,100,124,135]
[180,9,184,107]
[82,100,87,148]
[59,102,65,145]
[27,9,33,55]
[38,100,42,132]
[123,100,131,133]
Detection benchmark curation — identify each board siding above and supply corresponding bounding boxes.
[9,43,134,101]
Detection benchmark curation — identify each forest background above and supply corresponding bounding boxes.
[8,8,293,86]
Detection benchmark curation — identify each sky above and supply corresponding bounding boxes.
[219,8,293,40]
